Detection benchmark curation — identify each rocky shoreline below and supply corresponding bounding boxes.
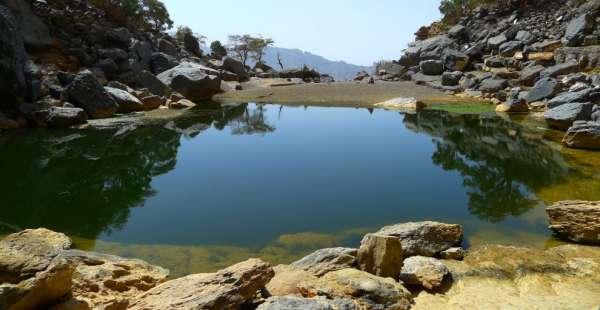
[1,200,599,309]
[359,0,600,150]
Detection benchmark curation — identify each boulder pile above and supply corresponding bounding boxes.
[374,0,600,150]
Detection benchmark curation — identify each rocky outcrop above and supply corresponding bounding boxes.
[298,268,413,310]
[547,200,600,244]
[0,4,26,107]
[357,233,404,279]
[65,71,119,119]
[563,120,600,150]
[291,247,358,277]
[130,258,274,310]
[157,62,222,102]
[375,221,463,257]
[399,256,449,290]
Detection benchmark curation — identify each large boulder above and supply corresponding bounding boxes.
[525,77,560,103]
[45,107,88,128]
[357,234,404,279]
[257,296,359,310]
[292,248,357,277]
[420,60,444,76]
[564,14,595,47]
[0,4,26,107]
[183,32,202,57]
[442,49,469,71]
[135,70,168,97]
[298,268,412,310]
[157,62,221,102]
[64,71,119,119]
[265,264,317,296]
[130,258,274,310]
[547,88,595,108]
[158,39,179,58]
[374,221,463,257]
[2,0,52,49]
[547,201,600,244]
[400,256,448,290]
[563,121,600,150]
[105,86,145,113]
[53,250,169,310]
[479,78,507,93]
[487,33,508,50]
[400,35,457,66]
[150,52,178,75]
[540,61,580,78]
[544,102,594,130]
[222,57,248,81]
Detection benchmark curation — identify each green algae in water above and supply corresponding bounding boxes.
[1,103,599,275]
[427,103,496,114]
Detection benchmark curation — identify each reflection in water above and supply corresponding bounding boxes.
[404,110,568,222]
[1,104,598,274]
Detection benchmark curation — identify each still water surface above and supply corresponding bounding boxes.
[1,103,599,276]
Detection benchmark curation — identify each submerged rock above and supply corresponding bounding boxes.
[292,247,357,277]
[547,201,600,244]
[130,258,274,310]
[400,256,449,290]
[375,221,463,257]
[357,233,404,279]
[298,268,413,310]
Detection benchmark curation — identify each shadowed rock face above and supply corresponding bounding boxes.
[403,110,568,222]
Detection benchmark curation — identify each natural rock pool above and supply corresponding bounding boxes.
[1,103,599,276]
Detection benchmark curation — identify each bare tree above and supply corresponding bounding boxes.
[276,53,284,70]
[227,34,253,66]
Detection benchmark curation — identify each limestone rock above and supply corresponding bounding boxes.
[374,97,425,111]
[0,228,72,283]
[357,234,403,279]
[544,102,593,130]
[563,121,600,150]
[265,264,317,296]
[130,258,274,310]
[105,87,145,113]
[375,221,463,257]
[400,256,449,290]
[157,62,221,101]
[65,72,119,119]
[53,250,169,310]
[292,248,357,277]
[257,296,359,310]
[547,201,600,244]
[298,268,413,310]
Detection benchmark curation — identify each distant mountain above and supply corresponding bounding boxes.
[259,47,373,81]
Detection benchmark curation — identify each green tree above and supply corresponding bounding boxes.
[175,26,206,44]
[248,36,274,65]
[228,34,253,66]
[210,40,227,59]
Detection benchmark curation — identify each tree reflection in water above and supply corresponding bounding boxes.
[403,110,569,222]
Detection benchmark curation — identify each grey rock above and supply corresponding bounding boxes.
[442,71,462,86]
[45,107,88,128]
[544,102,594,130]
[592,105,599,123]
[547,88,594,108]
[400,35,457,66]
[540,61,580,78]
[519,65,545,86]
[460,74,479,89]
[135,70,168,97]
[2,0,51,49]
[442,49,469,71]
[183,32,202,57]
[563,121,600,150]
[484,57,505,68]
[375,221,463,257]
[0,4,26,107]
[525,77,561,103]
[65,71,119,119]
[104,87,145,113]
[499,41,523,57]
[400,256,449,290]
[157,62,221,101]
[488,33,508,49]
[257,296,359,310]
[105,27,131,47]
[515,30,536,44]
[420,60,444,75]
[564,14,595,46]
[448,24,467,39]
[98,48,128,61]
[106,81,133,93]
[479,78,508,93]
[150,52,178,74]
[222,57,248,81]
[292,248,357,277]
[158,39,179,58]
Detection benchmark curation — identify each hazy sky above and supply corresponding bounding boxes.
[162,0,441,66]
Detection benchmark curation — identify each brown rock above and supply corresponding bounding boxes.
[439,247,465,260]
[357,233,403,279]
[298,268,413,310]
[375,221,463,257]
[265,264,317,296]
[292,248,357,277]
[547,200,600,244]
[400,256,449,290]
[140,95,163,110]
[528,52,555,61]
[130,258,274,310]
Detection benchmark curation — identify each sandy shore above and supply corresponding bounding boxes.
[214,80,488,107]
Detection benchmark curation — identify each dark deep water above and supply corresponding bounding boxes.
[1,103,599,276]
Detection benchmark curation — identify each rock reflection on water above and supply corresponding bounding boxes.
[404,110,569,222]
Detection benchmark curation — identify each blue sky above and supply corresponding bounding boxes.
[162,0,442,66]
